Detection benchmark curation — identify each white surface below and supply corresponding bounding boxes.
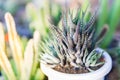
[41,48,112,80]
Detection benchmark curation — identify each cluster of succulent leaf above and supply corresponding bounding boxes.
[40,9,107,71]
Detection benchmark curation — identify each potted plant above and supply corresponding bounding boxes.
[39,8,112,80]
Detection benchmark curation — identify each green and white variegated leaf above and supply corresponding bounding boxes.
[85,49,104,69]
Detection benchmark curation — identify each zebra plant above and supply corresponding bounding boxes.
[40,8,108,72]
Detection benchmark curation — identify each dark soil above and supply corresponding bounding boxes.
[54,65,105,74]
[53,64,103,74]
[54,65,89,74]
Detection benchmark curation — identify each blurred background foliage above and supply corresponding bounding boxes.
[0,0,120,80]
[0,13,46,80]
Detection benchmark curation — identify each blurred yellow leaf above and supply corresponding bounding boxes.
[0,22,16,80]
[23,39,34,80]
[5,12,23,75]
[0,23,5,51]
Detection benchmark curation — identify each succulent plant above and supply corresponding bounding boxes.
[40,8,108,72]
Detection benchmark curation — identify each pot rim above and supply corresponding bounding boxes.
[41,48,112,79]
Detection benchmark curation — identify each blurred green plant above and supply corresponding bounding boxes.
[26,0,61,38]
[0,13,45,80]
[97,0,120,48]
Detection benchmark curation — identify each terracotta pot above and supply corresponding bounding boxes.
[41,48,112,80]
